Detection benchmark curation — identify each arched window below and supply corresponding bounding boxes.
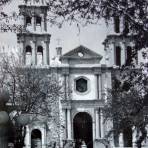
[114,16,120,33]
[26,16,31,25]
[75,78,88,93]
[37,46,43,65]
[123,16,129,34]
[25,45,32,65]
[115,46,121,66]
[31,129,42,148]
[36,16,42,26]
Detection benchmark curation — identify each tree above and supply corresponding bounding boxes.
[104,69,148,148]
[1,0,148,49]
[0,0,11,6]
[48,0,148,49]
[0,53,63,148]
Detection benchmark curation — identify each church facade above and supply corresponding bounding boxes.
[13,0,147,148]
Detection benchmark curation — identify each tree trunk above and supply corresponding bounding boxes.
[136,127,147,148]
[123,127,132,147]
[14,126,26,148]
[0,126,8,148]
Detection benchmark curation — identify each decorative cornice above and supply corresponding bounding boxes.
[61,100,105,109]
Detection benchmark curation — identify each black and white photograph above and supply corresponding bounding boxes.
[0,0,148,148]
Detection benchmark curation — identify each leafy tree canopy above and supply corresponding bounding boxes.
[0,0,148,50]
[104,68,148,147]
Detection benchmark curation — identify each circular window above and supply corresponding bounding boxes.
[76,78,87,93]
[78,52,84,57]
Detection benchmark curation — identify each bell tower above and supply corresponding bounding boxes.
[103,16,136,67]
[17,0,51,66]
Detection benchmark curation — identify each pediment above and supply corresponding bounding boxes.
[61,45,102,60]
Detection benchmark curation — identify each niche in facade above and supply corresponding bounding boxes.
[25,45,32,65]
[75,78,88,93]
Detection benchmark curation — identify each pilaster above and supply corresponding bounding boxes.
[109,42,115,66]
[67,109,72,140]
[94,68,102,100]
[41,14,45,32]
[100,108,104,138]
[45,41,50,65]
[30,40,36,65]
[95,110,100,139]
[19,40,25,65]
[120,41,126,65]
[24,125,31,148]
[41,41,47,65]
[31,14,36,32]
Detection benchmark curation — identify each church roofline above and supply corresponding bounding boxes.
[102,34,135,45]
[61,45,103,59]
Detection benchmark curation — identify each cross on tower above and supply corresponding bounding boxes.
[56,38,61,46]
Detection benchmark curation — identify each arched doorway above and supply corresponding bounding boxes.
[25,45,32,65]
[31,129,42,148]
[73,112,93,148]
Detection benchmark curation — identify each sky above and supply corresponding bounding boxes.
[0,0,108,63]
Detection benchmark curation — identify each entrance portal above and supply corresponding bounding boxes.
[31,129,42,148]
[73,112,93,148]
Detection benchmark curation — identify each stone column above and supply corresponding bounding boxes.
[39,0,42,5]
[109,43,115,66]
[120,41,126,65]
[67,109,72,139]
[64,74,70,100]
[95,110,100,139]
[44,14,47,32]
[41,41,47,65]
[18,41,25,65]
[98,74,102,100]
[41,14,45,32]
[64,75,67,100]
[119,132,124,147]
[31,0,33,5]
[32,15,36,32]
[31,41,36,65]
[96,74,99,99]
[96,74,101,100]
[22,14,26,30]
[66,74,70,99]
[45,41,49,65]
[100,109,104,138]
[42,126,46,148]
[24,125,30,148]
[120,17,124,33]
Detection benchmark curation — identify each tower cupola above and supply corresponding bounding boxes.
[17,0,51,66]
